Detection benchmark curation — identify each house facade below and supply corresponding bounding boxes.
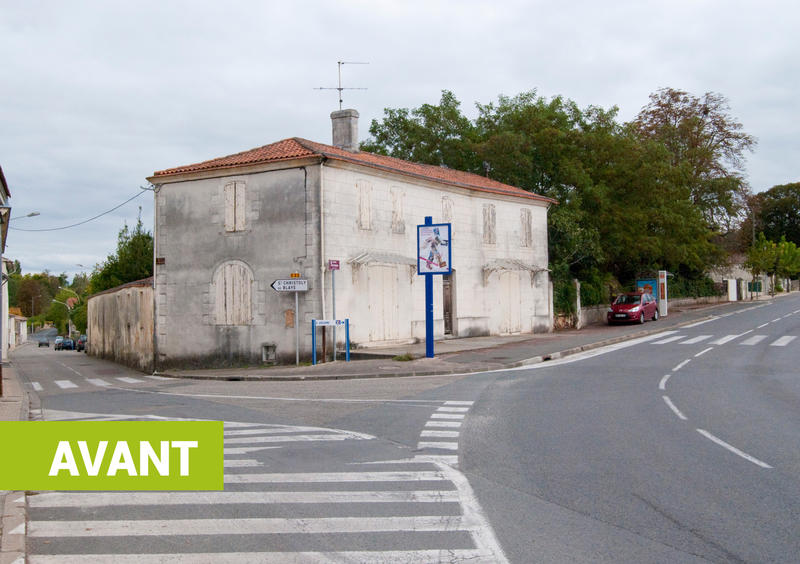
[147,110,555,368]
[0,167,10,362]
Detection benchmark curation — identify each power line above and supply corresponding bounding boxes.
[9,189,148,232]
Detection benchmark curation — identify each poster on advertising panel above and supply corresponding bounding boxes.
[417,223,452,275]
[636,278,658,301]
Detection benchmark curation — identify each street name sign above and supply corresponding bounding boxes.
[271,279,308,292]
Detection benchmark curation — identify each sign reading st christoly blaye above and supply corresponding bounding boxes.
[0,421,223,491]
[271,279,309,292]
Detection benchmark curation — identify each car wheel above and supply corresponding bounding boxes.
[653,309,659,321]
[639,312,645,324]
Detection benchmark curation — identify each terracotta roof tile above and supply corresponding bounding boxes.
[153,138,556,204]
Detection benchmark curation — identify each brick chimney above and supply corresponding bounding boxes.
[330,109,359,152]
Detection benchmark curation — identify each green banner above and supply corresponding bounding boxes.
[0,421,223,490]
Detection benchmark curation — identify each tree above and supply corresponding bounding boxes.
[361,90,479,173]
[754,182,800,246]
[775,236,800,281]
[634,88,756,230]
[745,233,774,290]
[362,88,741,311]
[16,276,55,317]
[89,215,153,294]
[744,233,800,295]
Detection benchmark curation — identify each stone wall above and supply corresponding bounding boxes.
[87,278,154,372]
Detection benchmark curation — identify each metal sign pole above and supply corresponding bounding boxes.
[332,268,337,361]
[295,291,299,365]
[311,319,317,365]
[424,216,434,358]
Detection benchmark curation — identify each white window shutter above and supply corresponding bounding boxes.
[234,181,246,231]
[224,182,236,232]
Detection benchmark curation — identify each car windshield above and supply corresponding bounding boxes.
[615,294,641,305]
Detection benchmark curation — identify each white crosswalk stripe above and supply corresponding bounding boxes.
[741,335,768,345]
[54,380,77,389]
[86,378,111,387]
[27,409,507,563]
[652,335,684,344]
[116,377,144,384]
[709,334,743,345]
[770,336,796,347]
[680,335,712,344]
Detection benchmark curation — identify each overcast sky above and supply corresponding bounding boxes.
[2,1,798,281]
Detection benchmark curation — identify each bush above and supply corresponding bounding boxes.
[667,275,724,299]
[579,269,618,307]
[552,262,576,315]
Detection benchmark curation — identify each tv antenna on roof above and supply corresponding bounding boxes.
[316,61,368,110]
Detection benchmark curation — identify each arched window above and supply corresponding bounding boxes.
[212,261,253,325]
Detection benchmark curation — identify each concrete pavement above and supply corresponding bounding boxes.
[159,298,758,382]
[0,363,28,564]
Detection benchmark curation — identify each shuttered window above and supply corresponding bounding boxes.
[520,208,532,247]
[213,261,253,325]
[482,204,496,244]
[224,181,246,232]
[357,180,372,230]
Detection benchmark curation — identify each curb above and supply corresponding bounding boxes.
[0,491,25,564]
[0,362,30,564]
[508,314,717,368]
[159,314,718,382]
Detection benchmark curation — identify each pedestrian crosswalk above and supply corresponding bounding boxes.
[25,407,505,563]
[651,331,796,348]
[414,401,474,467]
[27,375,163,393]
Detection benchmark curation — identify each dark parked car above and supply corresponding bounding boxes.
[76,335,87,352]
[607,292,659,324]
[62,338,75,351]
[38,339,49,347]
[54,336,64,350]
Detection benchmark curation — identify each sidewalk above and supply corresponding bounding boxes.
[0,363,27,564]
[161,298,760,382]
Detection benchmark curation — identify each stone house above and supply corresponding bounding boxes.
[147,110,555,368]
[0,166,11,363]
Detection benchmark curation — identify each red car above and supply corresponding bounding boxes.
[607,292,659,324]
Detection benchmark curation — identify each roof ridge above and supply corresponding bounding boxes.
[151,137,556,205]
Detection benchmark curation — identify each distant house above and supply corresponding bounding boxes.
[147,110,555,368]
[710,253,775,299]
[0,166,11,362]
[7,307,27,351]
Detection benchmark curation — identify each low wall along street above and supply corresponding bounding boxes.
[87,278,154,372]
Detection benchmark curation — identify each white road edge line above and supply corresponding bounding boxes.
[672,359,691,372]
[658,374,670,391]
[694,347,713,357]
[696,429,772,469]
[662,396,687,420]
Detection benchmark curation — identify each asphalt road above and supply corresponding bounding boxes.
[12,298,800,563]
[461,295,800,563]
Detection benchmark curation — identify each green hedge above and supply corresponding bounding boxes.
[663,275,724,299]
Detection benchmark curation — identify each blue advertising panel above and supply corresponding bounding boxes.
[417,223,452,275]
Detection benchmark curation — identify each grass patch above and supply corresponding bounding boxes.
[392,353,415,362]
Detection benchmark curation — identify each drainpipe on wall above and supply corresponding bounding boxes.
[320,160,327,314]
[152,184,161,374]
